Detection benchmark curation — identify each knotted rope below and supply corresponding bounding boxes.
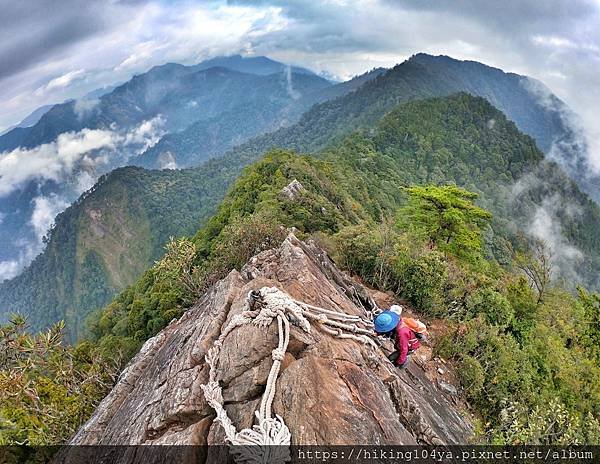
[200,286,377,460]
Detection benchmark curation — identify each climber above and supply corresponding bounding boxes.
[374,305,421,369]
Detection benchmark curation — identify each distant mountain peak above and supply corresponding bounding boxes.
[192,54,316,77]
[408,52,516,76]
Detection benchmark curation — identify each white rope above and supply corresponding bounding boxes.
[200,286,378,462]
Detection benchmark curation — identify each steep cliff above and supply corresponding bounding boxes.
[62,233,471,460]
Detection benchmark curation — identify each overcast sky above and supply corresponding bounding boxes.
[1,0,599,154]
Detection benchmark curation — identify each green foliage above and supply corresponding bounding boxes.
[491,399,600,445]
[466,287,514,328]
[334,220,400,291]
[5,90,600,343]
[333,195,600,443]
[81,95,600,445]
[576,287,600,363]
[505,276,538,343]
[0,316,118,445]
[458,354,486,396]
[87,150,359,355]
[398,185,492,260]
[398,252,448,316]
[0,166,237,340]
[154,238,201,305]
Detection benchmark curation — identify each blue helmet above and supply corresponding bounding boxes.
[374,310,400,333]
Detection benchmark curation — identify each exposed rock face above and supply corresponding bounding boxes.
[280,179,304,200]
[65,234,472,452]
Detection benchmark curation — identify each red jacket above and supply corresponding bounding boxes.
[395,322,421,366]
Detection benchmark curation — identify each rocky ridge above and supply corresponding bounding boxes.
[60,233,472,461]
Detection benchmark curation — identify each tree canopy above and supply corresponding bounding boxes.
[398,185,492,259]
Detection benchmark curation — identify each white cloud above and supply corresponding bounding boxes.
[75,170,96,194]
[512,168,585,283]
[1,0,600,176]
[0,259,21,281]
[0,116,165,197]
[532,35,577,49]
[522,76,600,176]
[0,240,38,281]
[0,116,165,277]
[39,69,86,95]
[124,115,165,154]
[29,194,70,242]
[114,40,163,72]
[285,65,300,99]
[0,128,117,197]
[73,97,100,120]
[157,151,178,170]
[528,194,583,282]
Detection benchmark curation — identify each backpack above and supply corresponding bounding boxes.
[402,317,428,336]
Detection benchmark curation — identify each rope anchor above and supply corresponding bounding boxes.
[200,286,377,460]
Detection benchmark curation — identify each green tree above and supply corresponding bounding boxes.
[398,185,492,260]
[575,287,600,364]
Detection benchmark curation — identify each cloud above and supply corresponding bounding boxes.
[0,116,165,278]
[0,0,599,171]
[124,115,165,153]
[0,116,165,198]
[0,259,21,281]
[0,238,38,281]
[73,97,100,120]
[44,69,86,91]
[29,194,70,242]
[525,196,585,287]
[75,171,96,194]
[511,168,585,283]
[528,194,583,277]
[0,2,108,82]
[114,40,162,72]
[0,128,117,197]
[285,65,300,99]
[157,151,178,170]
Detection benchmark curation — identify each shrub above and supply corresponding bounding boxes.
[335,221,399,290]
[490,399,599,445]
[467,287,514,328]
[154,237,202,304]
[458,354,485,397]
[209,211,288,271]
[432,331,459,359]
[0,318,119,445]
[506,276,538,343]
[399,251,448,316]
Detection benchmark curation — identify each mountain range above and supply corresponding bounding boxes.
[1,53,599,340]
[0,56,338,279]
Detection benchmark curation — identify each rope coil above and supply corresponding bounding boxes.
[200,286,377,460]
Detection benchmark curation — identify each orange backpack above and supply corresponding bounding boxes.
[402,317,428,335]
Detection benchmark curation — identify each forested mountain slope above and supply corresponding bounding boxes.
[131,67,385,169]
[0,165,240,340]
[237,54,572,158]
[2,54,597,336]
[0,57,331,271]
[0,57,326,152]
[4,95,599,447]
[80,94,599,446]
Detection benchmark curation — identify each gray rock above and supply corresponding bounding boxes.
[438,381,458,396]
[280,179,304,200]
